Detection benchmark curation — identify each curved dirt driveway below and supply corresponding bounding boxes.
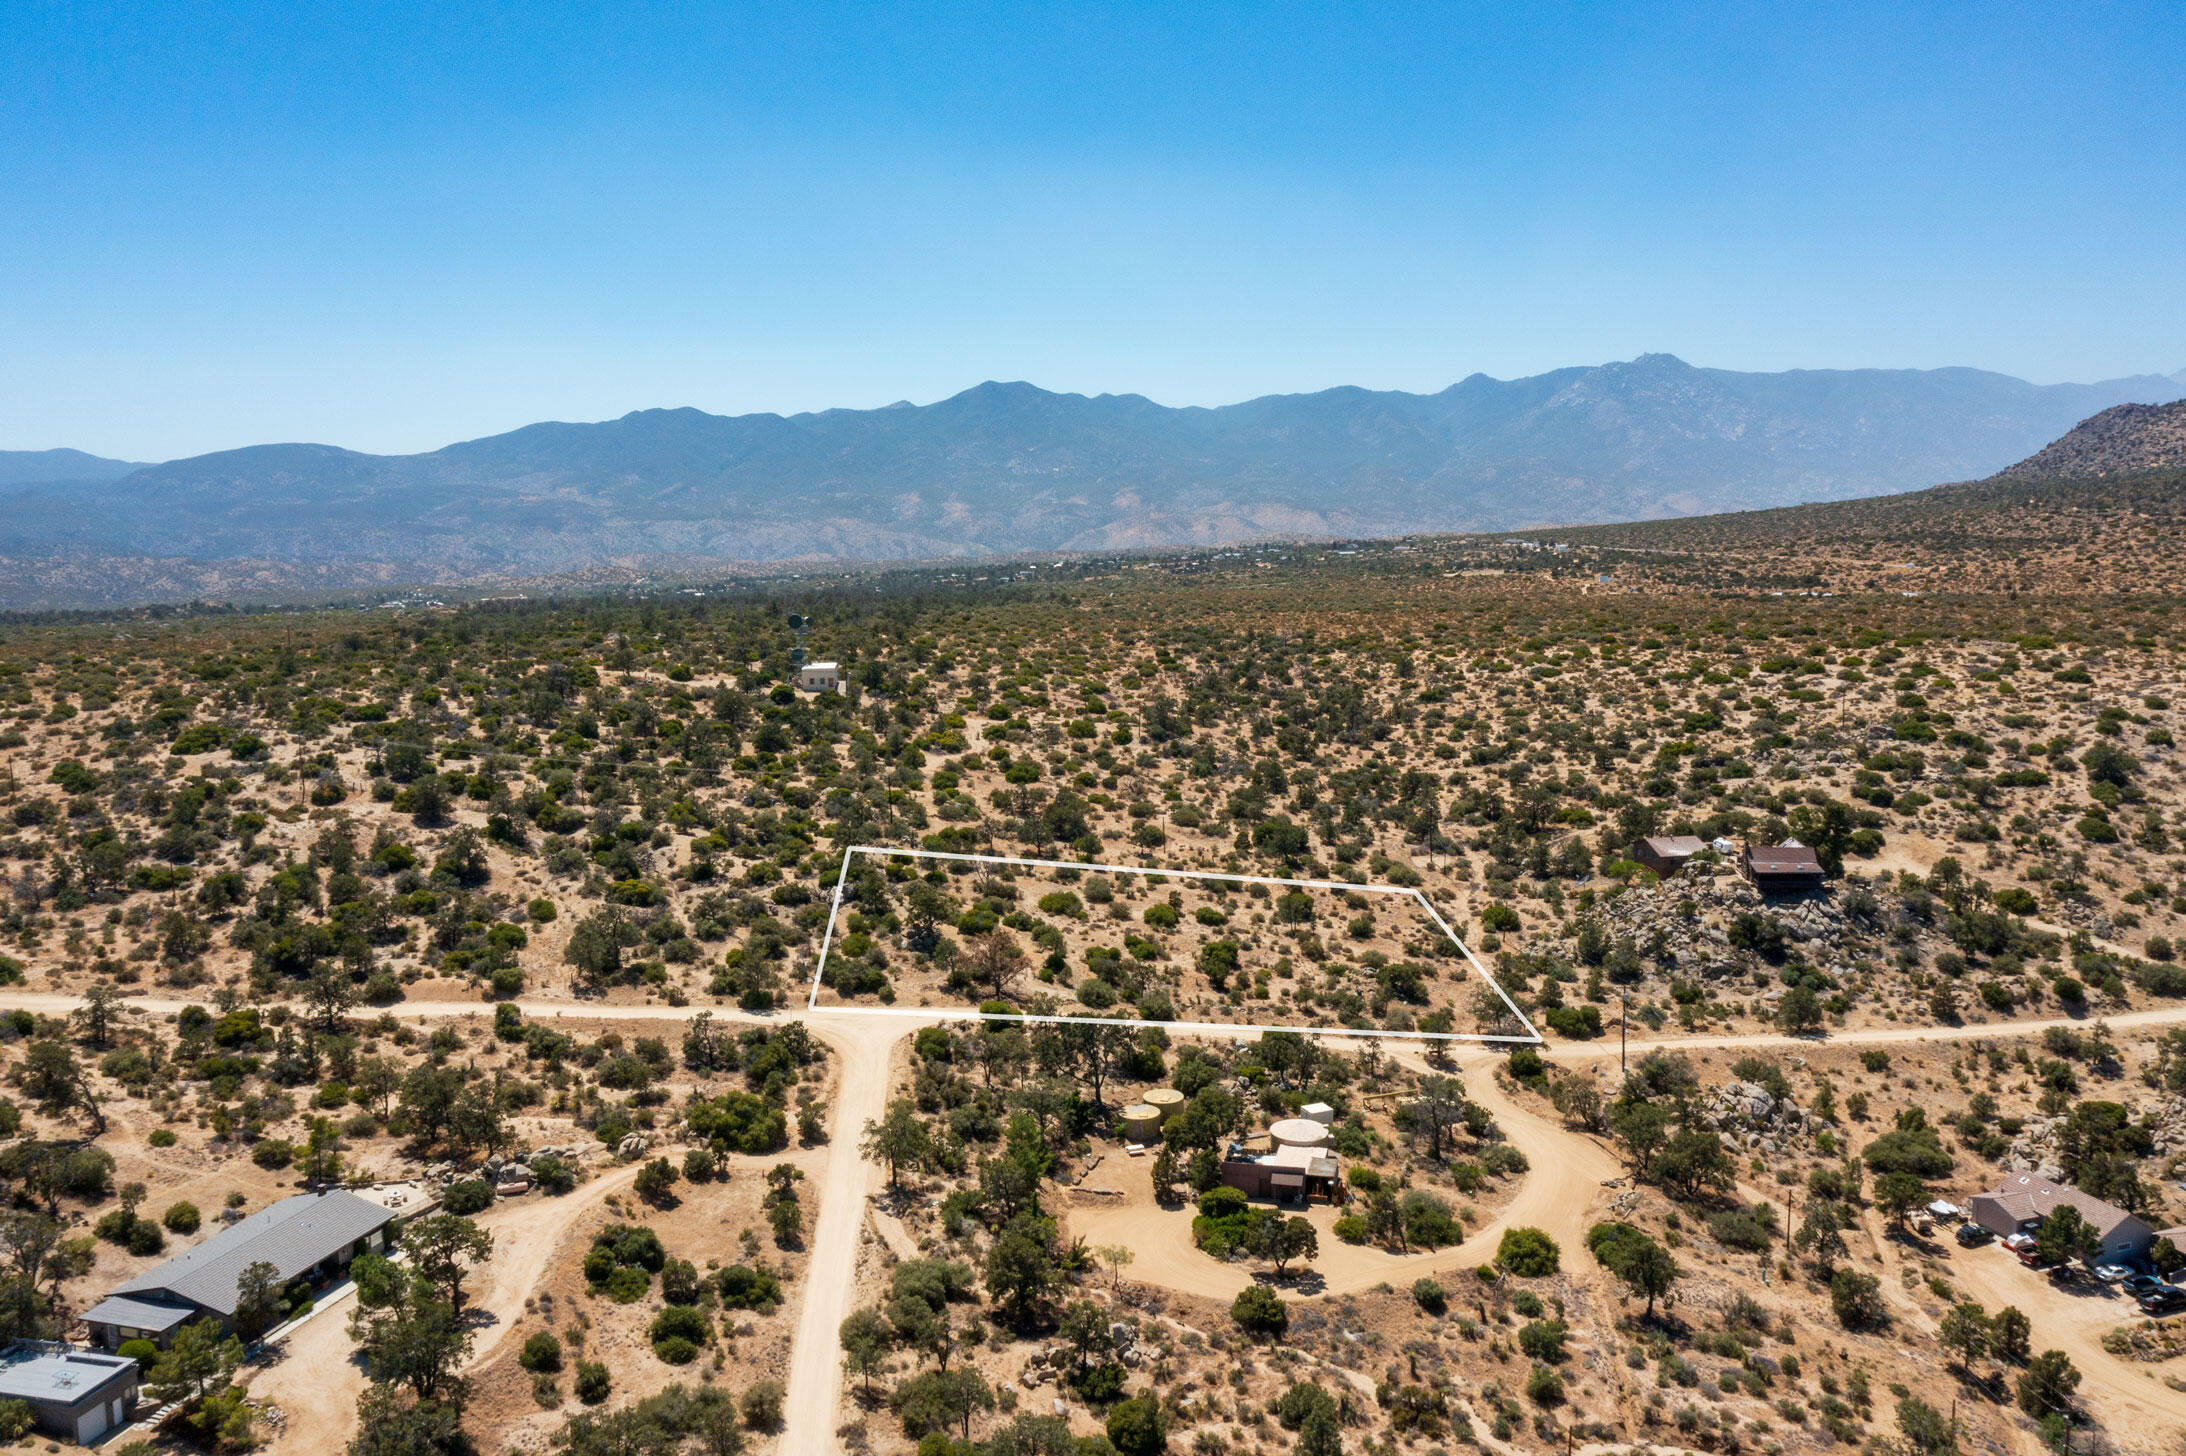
[1068,1046,1623,1302]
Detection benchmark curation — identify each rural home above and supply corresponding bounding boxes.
[1968,1174,2155,1263]
[82,1190,399,1349]
[796,660,842,692]
[0,1346,139,1443]
[1633,835,1707,877]
[1742,841,1826,893]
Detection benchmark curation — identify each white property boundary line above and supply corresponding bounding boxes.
[806,845,1543,1045]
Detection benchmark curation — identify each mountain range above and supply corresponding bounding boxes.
[3,354,2182,607]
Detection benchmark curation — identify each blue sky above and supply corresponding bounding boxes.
[3,1,2181,460]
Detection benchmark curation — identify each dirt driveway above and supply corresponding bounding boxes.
[247,1159,649,1455]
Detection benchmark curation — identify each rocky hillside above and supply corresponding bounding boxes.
[1996,399,2186,480]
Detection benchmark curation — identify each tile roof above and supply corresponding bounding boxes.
[112,1190,393,1318]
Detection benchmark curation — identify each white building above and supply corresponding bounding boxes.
[796,660,842,693]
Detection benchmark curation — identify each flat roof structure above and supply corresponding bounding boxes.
[0,1348,136,1403]
[0,1345,139,1441]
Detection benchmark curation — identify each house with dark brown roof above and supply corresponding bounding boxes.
[1742,841,1825,893]
[1968,1174,2154,1262]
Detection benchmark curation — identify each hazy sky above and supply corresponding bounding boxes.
[3,1,2182,460]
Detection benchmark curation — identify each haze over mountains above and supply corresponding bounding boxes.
[3,353,2182,608]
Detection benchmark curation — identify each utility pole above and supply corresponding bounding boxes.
[1620,989,1629,1077]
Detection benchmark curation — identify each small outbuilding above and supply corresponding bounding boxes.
[1633,836,1707,878]
[796,661,842,693]
[1218,1143,1343,1204]
[0,1346,139,1443]
[1742,841,1826,893]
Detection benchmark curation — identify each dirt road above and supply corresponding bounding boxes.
[1946,1239,2186,1436]
[777,1015,904,1456]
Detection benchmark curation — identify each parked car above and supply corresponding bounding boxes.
[2092,1263,2135,1284]
[1955,1223,1993,1248]
[2017,1247,2048,1268]
[2125,1274,2165,1298]
[2002,1232,2038,1253]
[2140,1286,2186,1316]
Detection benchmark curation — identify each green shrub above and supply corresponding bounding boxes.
[442,1179,494,1215]
[1230,1284,1288,1338]
[575,1360,611,1404]
[519,1331,563,1373]
[1497,1226,1560,1277]
[532,1154,576,1194]
[147,1129,177,1148]
[1401,1190,1462,1249]
[717,1263,784,1312]
[649,1304,711,1360]
[117,1339,159,1371]
[1412,1278,1447,1314]
[740,1381,785,1431]
[1518,1319,1568,1362]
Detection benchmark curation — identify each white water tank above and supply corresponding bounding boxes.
[1269,1118,1329,1150]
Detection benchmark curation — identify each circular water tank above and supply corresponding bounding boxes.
[1121,1104,1164,1144]
[1269,1118,1329,1150]
[1144,1088,1186,1123]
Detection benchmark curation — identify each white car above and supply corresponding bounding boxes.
[2092,1263,2135,1284]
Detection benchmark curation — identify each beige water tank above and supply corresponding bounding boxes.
[1269,1117,1329,1150]
[1144,1088,1186,1124]
[1121,1104,1164,1144]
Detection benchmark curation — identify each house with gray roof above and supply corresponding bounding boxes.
[0,1345,139,1442]
[1968,1173,2155,1263]
[82,1190,396,1349]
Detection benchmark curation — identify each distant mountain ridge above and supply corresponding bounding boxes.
[1996,399,2186,480]
[0,447,147,486]
[2,355,2180,604]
